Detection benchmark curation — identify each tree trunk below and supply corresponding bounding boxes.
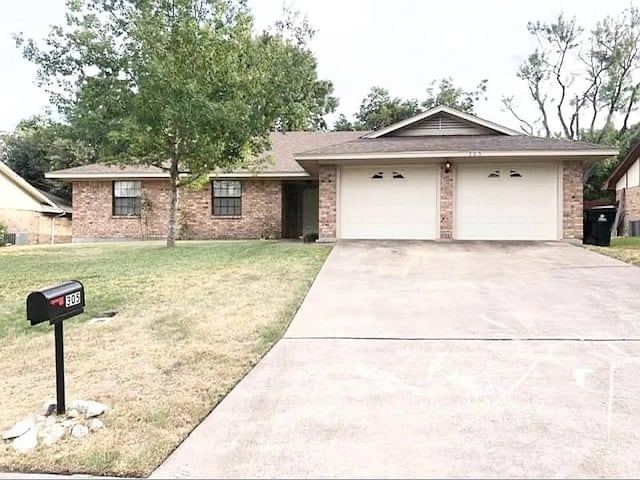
[166,154,179,248]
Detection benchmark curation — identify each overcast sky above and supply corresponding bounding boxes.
[0,0,636,133]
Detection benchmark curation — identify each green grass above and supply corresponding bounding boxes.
[0,240,331,477]
[609,237,640,248]
[590,236,640,266]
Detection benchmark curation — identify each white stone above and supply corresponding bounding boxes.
[88,418,104,432]
[71,424,89,438]
[69,400,107,418]
[61,419,76,429]
[44,416,57,427]
[66,409,79,419]
[3,417,35,440]
[39,424,65,446]
[12,428,38,453]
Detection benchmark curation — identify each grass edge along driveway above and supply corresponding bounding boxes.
[0,240,330,477]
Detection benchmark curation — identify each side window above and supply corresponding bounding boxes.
[212,180,242,216]
[113,181,142,216]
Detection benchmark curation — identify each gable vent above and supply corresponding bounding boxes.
[391,112,497,137]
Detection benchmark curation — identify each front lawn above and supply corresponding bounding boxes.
[590,237,640,266]
[0,241,330,477]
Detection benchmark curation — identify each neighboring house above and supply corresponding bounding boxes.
[603,141,640,236]
[46,106,617,243]
[0,162,72,244]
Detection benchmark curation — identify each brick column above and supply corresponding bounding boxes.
[319,165,337,241]
[562,160,583,240]
[440,164,454,239]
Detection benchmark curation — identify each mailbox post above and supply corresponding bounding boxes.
[27,281,85,415]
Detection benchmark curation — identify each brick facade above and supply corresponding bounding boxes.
[72,179,281,241]
[439,165,454,239]
[562,160,584,240]
[617,186,640,235]
[318,165,337,241]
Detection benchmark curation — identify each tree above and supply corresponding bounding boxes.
[333,113,355,131]
[504,7,640,140]
[336,78,488,131]
[0,116,92,200]
[353,86,421,131]
[422,77,488,113]
[17,0,337,246]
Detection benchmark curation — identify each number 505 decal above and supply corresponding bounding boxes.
[65,292,81,308]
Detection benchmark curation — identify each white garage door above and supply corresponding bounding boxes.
[455,163,559,240]
[339,166,438,239]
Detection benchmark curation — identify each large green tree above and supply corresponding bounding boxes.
[0,116,92,200]
[18,0,337,246]
[334,78,488,131]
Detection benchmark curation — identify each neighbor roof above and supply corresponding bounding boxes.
[0,161,71,214]
[46,131,364,180]
[603,141,640,190]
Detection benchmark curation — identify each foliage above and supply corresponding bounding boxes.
[353,86,422,131]
[17,0,337,246]
[0,224,6,246]
[422,78,488,113]
[334,78,488,131]
[0,116,92,201]
[333,113,355,131]
[303,232,318,243]
[503,6,640,200]
[504,7,640,141]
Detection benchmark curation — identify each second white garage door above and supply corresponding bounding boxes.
[339,166,438,239]
[455,163,559,240]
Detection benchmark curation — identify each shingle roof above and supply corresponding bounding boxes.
[47,131,365,178]
[296,135,617,157]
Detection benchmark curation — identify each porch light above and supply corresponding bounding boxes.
[444,161,452,173]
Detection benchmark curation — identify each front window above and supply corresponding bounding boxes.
[212,180,242,216]
[112,181,142,216]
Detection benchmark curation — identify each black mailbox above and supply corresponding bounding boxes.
[27,281,85,326]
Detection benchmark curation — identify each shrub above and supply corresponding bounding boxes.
[0,223,6,246]
[303,232,319,243]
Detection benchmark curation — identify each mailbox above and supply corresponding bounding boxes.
[27,281,85,326]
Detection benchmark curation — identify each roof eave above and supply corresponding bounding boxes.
[45,171,311,180]
[295,149,619,162]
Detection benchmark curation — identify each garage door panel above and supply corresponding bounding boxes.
[455,164,558,240]
[339,166,438,240]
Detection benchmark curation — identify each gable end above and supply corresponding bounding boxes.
[391,112,499,137]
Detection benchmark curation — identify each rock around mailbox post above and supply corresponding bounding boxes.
[27,281,85,415]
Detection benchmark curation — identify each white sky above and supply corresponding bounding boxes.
[0,0,636,133]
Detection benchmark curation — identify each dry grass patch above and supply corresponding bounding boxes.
[0,241,330,477]
[589,237,640,266]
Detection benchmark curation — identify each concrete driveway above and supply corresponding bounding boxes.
[153,242,640,478]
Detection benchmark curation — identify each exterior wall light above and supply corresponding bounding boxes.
[444,161,452,173]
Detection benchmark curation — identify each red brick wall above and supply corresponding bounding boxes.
[440,164,454,239]
[562,160,584,240]
[72,179,281,241]
[318,165,337,240]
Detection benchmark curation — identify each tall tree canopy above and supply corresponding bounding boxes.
[503,7,640,141]
[334,78,487,131]
[0,116,92,200]
[17,0,337,246]
[502,6,640,200]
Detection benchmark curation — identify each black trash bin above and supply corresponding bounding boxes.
[584,206,617,246]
